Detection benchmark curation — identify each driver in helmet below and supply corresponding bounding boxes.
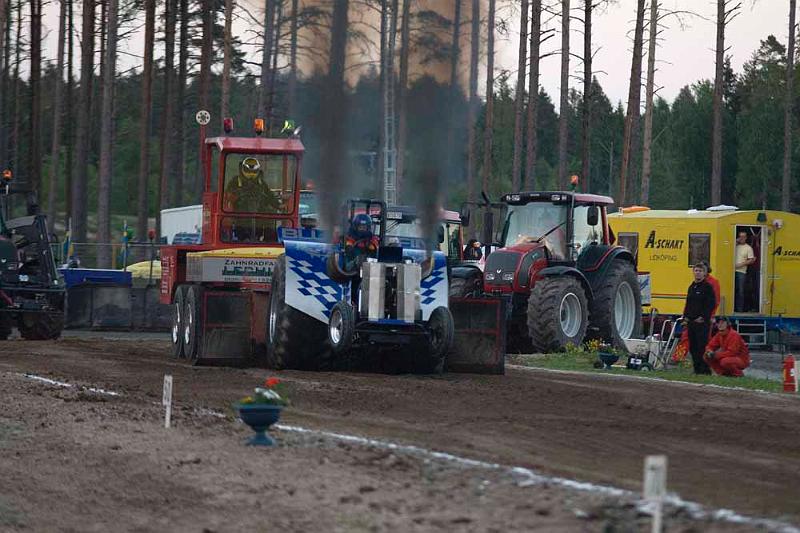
[344,213,379,269]
[223,157,280,214]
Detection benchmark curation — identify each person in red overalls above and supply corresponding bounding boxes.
[344,213,379,271]
[704,316,751,377]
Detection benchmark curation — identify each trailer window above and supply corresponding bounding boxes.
[688,233,711,267]
[222,153,297,214]
[445,223,461,260]
[618,232,639,261]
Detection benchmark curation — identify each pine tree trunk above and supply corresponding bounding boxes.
[46,0,65,231]
[268,1,282,130]
[28,0,42,200]
[445,0,462,184]
[466,0,479,201]
[136,0,155,252]
[511,0,528,191]
[619,0,645,205]
[711,0,724,206]
[557,0,570,190]
[97,0,117,268]
[221,0,233,121]
[258,0,274,119]
[288,0,298,117]
[70,0,93,242]
[524,0,541,189]
[377,0,387,193]
[0,0,7,166]
[319,0,348,229]
[580,0,591,191]
[64,0,73,229]
[783,0,796,211]
[197,0,213,200]
[640,0,658,205]
[158,0,176,231]
[174,0,188,206]
[9,0,19,216]
[396,0,410,193]
[481,0,495,194]
[95,0,105,152]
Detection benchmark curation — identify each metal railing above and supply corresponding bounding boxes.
[57,241,165,273]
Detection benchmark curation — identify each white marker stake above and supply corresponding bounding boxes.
[163,375,173,429]
[644,455,667,533]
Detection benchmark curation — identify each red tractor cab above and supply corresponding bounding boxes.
[454,191,641,352]
[160,126,306,364]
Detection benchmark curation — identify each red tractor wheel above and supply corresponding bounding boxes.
[527,276,589,353]
[589,259,642,348]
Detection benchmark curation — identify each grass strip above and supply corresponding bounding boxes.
[509,353,783,393]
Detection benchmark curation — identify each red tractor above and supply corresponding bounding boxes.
[452,191,641,352]
[160,121,327,366]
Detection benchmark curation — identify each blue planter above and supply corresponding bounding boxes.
[598,352,620,370]
[236,403,283,446]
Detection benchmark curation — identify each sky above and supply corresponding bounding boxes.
[36,0,793,108]
[498,0,793,106]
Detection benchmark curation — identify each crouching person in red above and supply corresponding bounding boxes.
[704,317,751,377]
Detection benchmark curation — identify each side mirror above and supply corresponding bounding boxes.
[482,210,494,246]
[459,204,471,227]
[437,225,445,244]
[587,205,599,227]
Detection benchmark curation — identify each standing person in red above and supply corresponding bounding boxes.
[705,316,751,377]
[683,263,717,374]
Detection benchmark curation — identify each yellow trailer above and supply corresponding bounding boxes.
[608,208,800,343]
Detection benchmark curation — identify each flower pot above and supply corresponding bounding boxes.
[236,403,283,446]
[598,351,620,370]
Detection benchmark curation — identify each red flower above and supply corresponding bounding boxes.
[265,377,281,388]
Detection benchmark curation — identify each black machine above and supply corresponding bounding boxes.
[0,173,65,340]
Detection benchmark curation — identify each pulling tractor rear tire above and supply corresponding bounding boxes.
[267,255,329,370]
[414,306,454,374]
[171,285,187,358]
[0,313,12,340]
[527,276,589,353]
[589,259,642,348]
[17,311,64,340]
[183,284,204,364]
[448,271,483,299]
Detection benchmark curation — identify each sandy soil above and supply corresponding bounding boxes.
[1,337,798,532]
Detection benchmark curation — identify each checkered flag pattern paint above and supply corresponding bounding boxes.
[421,268,445,306]
[288,257,342,312]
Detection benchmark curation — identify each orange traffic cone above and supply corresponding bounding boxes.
[783,355,798,393]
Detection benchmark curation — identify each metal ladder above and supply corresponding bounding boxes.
[381,1,398,206]
[734,318,768,346]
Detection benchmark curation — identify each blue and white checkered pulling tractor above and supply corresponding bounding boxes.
[274,199,455,373]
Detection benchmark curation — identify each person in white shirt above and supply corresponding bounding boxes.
[734,231,755,312]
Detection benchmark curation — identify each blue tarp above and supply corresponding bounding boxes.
[59,268,132,288]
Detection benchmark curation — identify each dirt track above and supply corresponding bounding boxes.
[1,337,799,532]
